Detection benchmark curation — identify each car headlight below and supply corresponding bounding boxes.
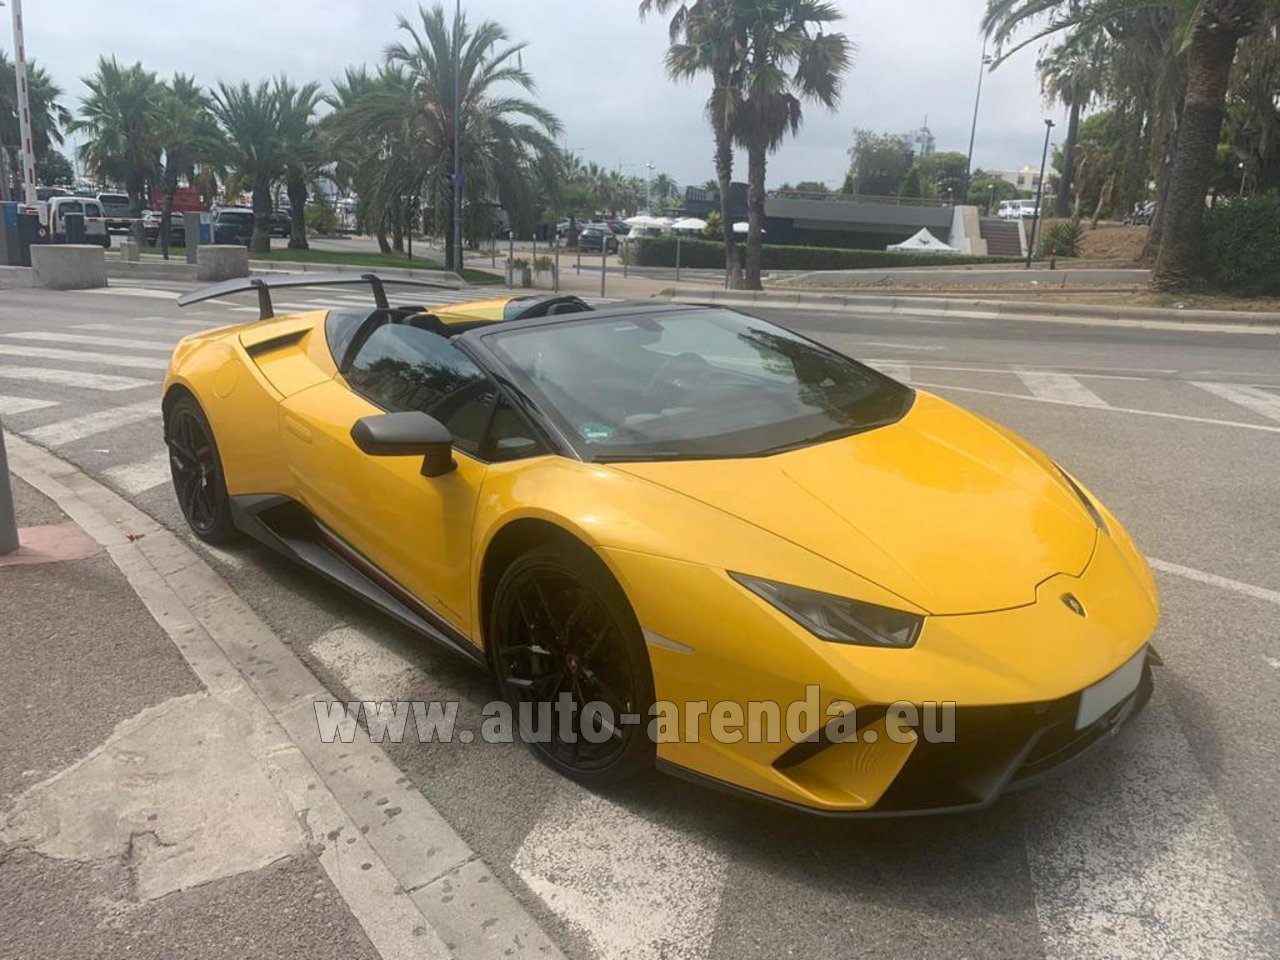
[730,573,923,648]
[1052,463,1109,534]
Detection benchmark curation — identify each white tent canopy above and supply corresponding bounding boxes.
[672,217,706,232]
[732,221,765,235]
[886,228,954,253]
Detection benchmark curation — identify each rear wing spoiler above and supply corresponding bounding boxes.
[176,272,460,321]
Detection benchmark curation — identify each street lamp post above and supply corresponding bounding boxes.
[1026,119,1055,270]
[451,0,463,275]
[963,38,993,204]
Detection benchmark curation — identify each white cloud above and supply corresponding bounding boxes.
[22,0,1061,190]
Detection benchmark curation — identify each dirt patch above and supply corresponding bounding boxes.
[1076,223,1148,262]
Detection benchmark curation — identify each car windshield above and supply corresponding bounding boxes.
[485,308,913,460]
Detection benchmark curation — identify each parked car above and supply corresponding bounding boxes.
[998,199,1040,220]
[143,209,187,246]
[607,218,631,237]
[97,192,133,232]
[47,196,111,248]
[212,207,256,246]
[578,225,618,254]
[272,210,293,238]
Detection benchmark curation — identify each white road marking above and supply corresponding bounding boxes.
[3,331,177,352]
[1147,558,1280,607]
[310,625,425,701]
[0,366,153,391]
[0,394,58,415]
[74,320,210,334]
[102,450,173,494]
[912,381,1280,434]
[1015,370,1111,408]
[871,361,912,382]
[0,343,168,370]
[1023,697,1277,960]
[850,341,943,351]
[1265,657,1280,670]
[228,306,262,314]
[513,792,727,960]
[24,401,160,446]
[74,286,178,300]
[860,360,1151,382]
[1192,382,1280,424]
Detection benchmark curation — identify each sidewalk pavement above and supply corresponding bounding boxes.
[0,437,565,960]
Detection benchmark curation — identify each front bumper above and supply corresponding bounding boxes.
[659,650,1156,817]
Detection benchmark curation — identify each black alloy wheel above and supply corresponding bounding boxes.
[167,396,235,543]
[490,541,655,783]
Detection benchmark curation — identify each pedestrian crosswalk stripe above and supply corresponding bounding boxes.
[513,791,727,960]
[76,287,178,300]
[102,450,173,494]
[1023,698,1276,960]
[3,331,177,353]
[1015,371,1111,408]
[0,394,59,415]
[1192,381,1280,424]
[73,321,208,335]
[871,361,912,382]
[0,344,168,371]
[0,366,153,391]
[24,401,160,446]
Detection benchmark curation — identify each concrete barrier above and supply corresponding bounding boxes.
[118,239,140,262]
[30,245,107,290]
[197,245,249,282]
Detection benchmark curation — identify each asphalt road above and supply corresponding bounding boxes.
[0,279,1277,959]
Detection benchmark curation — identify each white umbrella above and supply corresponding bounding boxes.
[672,217,706,231]
[732,221,764,235]
[624,215,666,229]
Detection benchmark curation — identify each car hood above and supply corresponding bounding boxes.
[609,392,1097,615]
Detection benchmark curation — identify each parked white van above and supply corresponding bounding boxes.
[47,196,112,248]
[998,199,1040,220]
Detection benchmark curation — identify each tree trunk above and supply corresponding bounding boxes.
[127,172,146,248]
[287,178,309,250]
[392,212,405,254]
[1055,101,1081,219]
[250,179,272,253]
[744,144,767,291]
[1091,174,1114,230]
[376,228,391,254]
[713,121,740,289]
[160,171,177,261]
[1152,4,1255,290]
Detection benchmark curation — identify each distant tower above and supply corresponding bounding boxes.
[914,116,936,159]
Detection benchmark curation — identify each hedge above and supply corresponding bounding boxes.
[624,236,1020,271]
[1204,192,1280,296]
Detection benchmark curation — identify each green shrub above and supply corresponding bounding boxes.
[624,236,1019,271]
[305,202,337,237]
[1038,218,1085,258]
[702,210,724,241]
[1205,192,1280,296]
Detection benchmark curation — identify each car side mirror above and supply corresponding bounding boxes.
[351,411,457,478]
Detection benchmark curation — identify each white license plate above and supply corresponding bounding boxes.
[1076,648,1146,730]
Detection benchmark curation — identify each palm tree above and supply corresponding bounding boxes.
[1039,33,1102,217]
[275,77,324,250]
[0,52,71,199]
[69,57,160,225]
[383,3,562,268]
[211,80,283,253]
[153,74,218,259]
[984,0,1263,289]
[643,0,745,287]
[731,0,852,290]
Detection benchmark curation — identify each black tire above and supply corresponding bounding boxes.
[489,539,656,785]
[166,395,236,544]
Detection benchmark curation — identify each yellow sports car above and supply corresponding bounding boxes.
[165,274,1159,815]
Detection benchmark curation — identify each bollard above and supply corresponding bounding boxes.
[676,234,682,284]
[623,236,629,279]
[554,235,560,293]
[0,423,19,555]
[576,240,581,276]
[601,235,608,297]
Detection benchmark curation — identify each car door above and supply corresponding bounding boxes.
[279,318,507,634]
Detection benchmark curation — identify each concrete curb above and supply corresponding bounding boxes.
[657,287,1280,328]
[6,434,565,960]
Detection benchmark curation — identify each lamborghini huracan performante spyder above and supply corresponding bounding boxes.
[164,274,1160,815]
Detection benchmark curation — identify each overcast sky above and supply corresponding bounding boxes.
[20,0,1061,189]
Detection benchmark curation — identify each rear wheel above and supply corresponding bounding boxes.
[167,395,235,543]
[489,540,655,784]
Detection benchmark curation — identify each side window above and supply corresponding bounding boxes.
[345,322,495,456]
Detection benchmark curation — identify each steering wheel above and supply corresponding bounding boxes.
[642,352,712,404]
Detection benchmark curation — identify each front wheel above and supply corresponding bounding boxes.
[489,540,656,784]
[167,395,235,543]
